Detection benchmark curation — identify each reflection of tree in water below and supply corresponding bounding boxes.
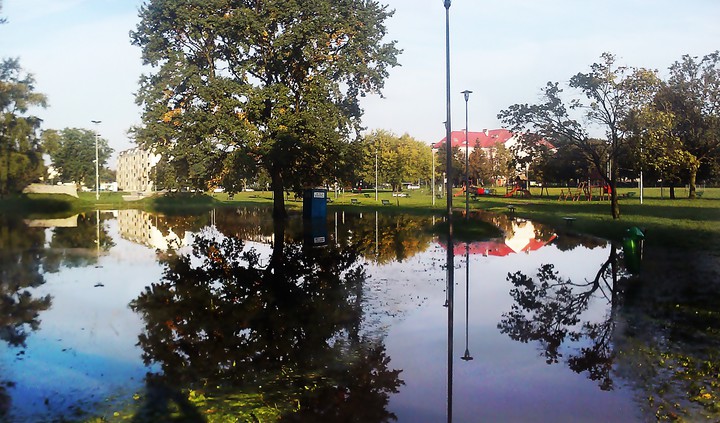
[44,212,115,271]
[499,245,720,421]
[0,216,52,416]
[130,222,403,421]
[213,206,290,242]
[498,246,621,391]
[333,212,435,264]
[614,255,720,421]
[150,212,210,240]
[551,230,608,252]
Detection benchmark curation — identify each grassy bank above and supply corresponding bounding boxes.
[220,187,720,252]
[2,187,718,253]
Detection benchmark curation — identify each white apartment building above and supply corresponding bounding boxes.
[116,147,161,192]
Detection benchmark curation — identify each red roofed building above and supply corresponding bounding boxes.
[432,128,515,151]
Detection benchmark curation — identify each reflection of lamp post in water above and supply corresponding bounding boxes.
[461,242,473,361]
[95,209,103,271]
[375,211,379,258]
[445,201,455,423]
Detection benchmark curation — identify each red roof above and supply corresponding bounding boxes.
[438,233,557,257]
[433,129,514,149]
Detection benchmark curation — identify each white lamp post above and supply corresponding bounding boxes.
[432,145,436,206]
[91,120,101,200]
[375,148,379,201]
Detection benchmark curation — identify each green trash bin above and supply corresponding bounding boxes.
[622,226,645,274]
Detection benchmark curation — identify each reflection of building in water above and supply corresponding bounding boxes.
[117,148,161,192]
[117,210,185,250]
[445,219,556,257]
[24,215,79,228]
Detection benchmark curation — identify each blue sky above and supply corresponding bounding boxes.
[2,0,719,167]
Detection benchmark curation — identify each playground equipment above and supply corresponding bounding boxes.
[455,186,497,197]
[504,181,531,198]
[558,181,611,201]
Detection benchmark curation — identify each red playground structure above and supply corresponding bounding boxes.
[505,177,531,198]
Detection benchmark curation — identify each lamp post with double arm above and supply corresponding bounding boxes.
[461,90,472,220]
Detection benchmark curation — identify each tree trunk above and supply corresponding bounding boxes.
[669,184,676,199]
[688,167,697,199]
[608,158,620,219]
[271,168,288,219]
[610,181,620,219]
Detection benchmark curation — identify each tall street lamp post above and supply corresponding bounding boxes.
[462,90,472,220]
[375,148,379,201]
[443,4,454,423]
[444,0,452,219]
[91,120,101,200]
[432,145,436,206]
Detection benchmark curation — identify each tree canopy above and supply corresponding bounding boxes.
[0,58,47,197]
[358,130,430,192]
[42,128,113,187]
[131,0,400,218]
[499,53,662,219]
[653,52,720,197]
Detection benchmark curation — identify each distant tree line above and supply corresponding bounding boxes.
[3,0,718,221]
[500,52,720,219]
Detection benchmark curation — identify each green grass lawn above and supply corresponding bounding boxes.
[3,186,718,253]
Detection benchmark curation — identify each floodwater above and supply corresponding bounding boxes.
[0,207,717,422]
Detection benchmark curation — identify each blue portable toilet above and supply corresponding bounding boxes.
[303,188,328,219]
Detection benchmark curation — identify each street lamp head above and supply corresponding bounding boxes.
[462,90,472,102]
[443,0,451,8]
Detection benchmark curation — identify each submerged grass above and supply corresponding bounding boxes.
[2,186,718,253]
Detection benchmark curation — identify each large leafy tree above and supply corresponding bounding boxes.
[131,0,400,218]
[359,130,430,192]
[499,53,661,219]
[655,52,720,197]
[467,144,491,186]
[434,143,464,187]
[0,58,47,197]
[623,103,691,198]
[42,128,113,188]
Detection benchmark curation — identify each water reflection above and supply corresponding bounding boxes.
[0,207,718,421]
[445,220,455,423]
[496,242,720,421]
[129,221,404,421]
[498,246,621,391]
[27,212,115,272]
[0,216,52,417]
[332,211,437,264]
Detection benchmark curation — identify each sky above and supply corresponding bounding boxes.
[2,0,719,168]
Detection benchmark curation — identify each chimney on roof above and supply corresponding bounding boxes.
[483,128,489,136]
